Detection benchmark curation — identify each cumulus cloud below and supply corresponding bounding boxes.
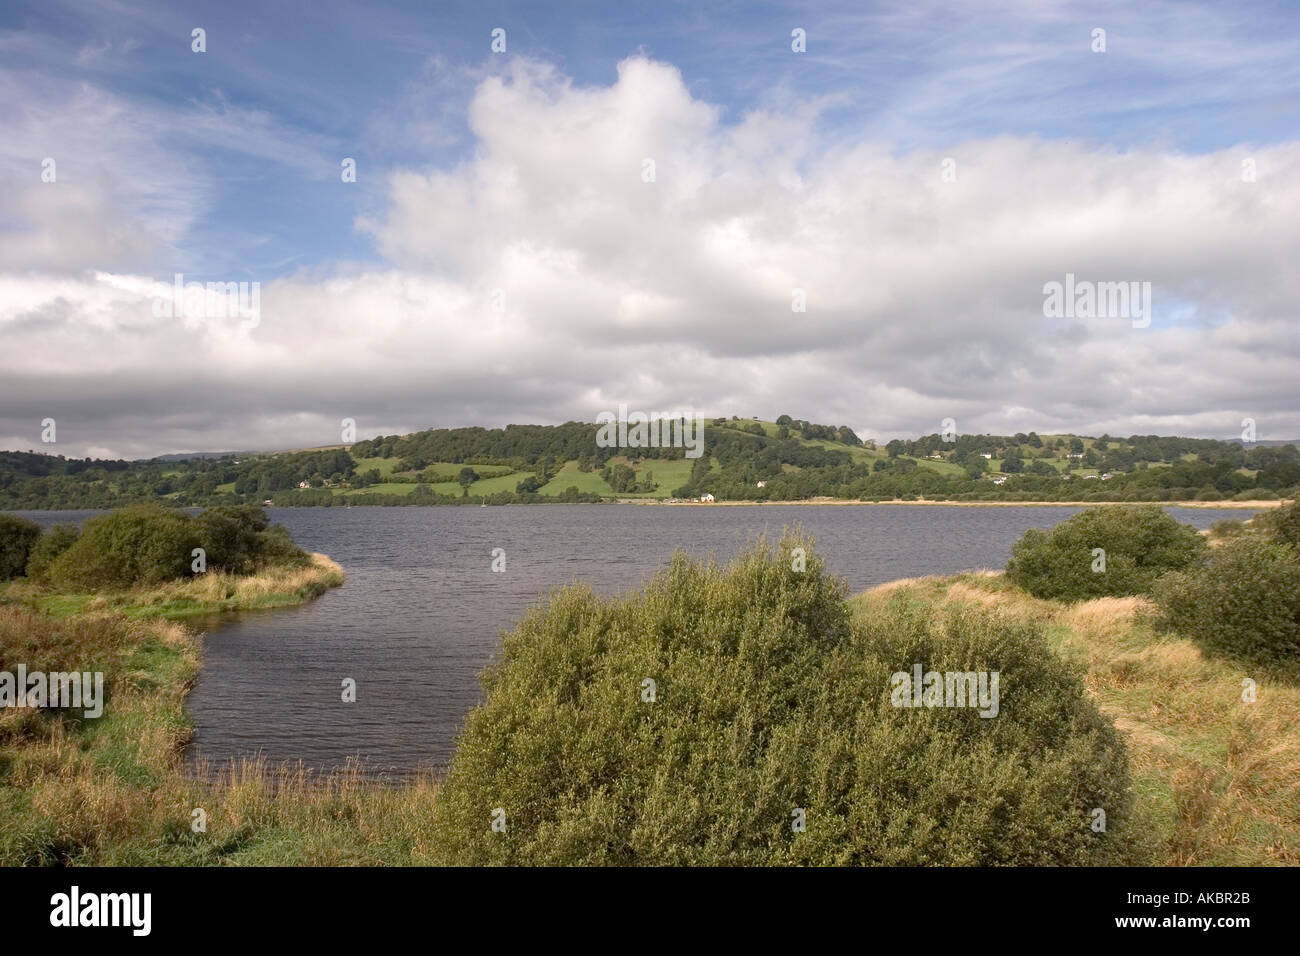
[2,54,1298,458]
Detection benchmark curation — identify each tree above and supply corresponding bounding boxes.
[0,514,42,580]
[605,463,638,493]
[516,475,544,494]
[426,534,1138,865]
[885,440,906,459]
[458,467,479,497]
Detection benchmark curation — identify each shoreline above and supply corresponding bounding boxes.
[623,498,1284,509]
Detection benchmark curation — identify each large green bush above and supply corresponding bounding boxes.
[428,535,1135,865]
[1006,505,1205,601]
[23,524,80,582]
[47,505,200,590]
[43,505,308,591]
[0,514,42,580]
[1155,537,1300,674]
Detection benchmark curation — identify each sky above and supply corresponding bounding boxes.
[1,0,1298,459]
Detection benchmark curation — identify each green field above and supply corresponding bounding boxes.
[538,460,612,496]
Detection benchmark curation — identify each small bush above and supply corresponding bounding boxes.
[429,534,1134,865]
[1208,518,1246,540]
[1251,499,1300,551]
[24,524,80,582]
[1006,506,1205,601]
[0,514,42,580]
[1155,537,1300,673]
[47,505,199,591]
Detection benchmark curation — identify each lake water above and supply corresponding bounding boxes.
[17,504,1255,779]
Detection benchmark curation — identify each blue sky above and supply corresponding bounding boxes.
[1,0,1298,456]
[5,0,1297,280]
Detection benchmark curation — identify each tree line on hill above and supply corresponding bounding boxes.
[0,421,1296,508]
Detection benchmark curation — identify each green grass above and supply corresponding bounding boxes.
[351,456,404,478]
[537,460,612,496]
[423,462,515,480]
[615,457,698,498]
[0,556,418,867]
[341,482,417,497]
[850,572,1300,866]
[0,555,344,621]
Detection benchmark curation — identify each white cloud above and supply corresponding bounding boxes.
[2,54,1298,457]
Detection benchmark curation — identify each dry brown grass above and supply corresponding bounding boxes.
[853,574,1300,865]
[127,553,344,610]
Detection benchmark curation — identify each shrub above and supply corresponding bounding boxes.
[1006,506,1205,601]
[47,505,200,591]
[0,514,42,580]
[1251,499,1300,551]
[195,505,306,573]
[1208,518,1246,539]
[195,505,266,574]
[250,523,311,569]
[428,534,1135,865]
[1155,537,1300,674]
[24,524,80,582]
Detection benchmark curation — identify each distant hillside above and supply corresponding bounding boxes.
[150,451,251,462]
[1,419,1296,509]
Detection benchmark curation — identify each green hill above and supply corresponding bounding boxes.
[1,420,1296,509]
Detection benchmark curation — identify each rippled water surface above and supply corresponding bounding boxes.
[19,504,1253,778]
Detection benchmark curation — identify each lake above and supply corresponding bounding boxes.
[16,504,1255,779]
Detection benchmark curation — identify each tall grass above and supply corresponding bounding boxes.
[856,572,1300,865]
[1,553,344,619]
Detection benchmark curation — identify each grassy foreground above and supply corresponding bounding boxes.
[2,561,1294,865]
[0,554,443,866]
[853,572,1299,865]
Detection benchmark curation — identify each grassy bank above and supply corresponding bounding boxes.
[3,556,1294,864]
[0,552,344,620]
[0,554,439,866]
[852,572,1299,865]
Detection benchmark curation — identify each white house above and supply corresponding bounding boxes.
[992,476,1008,485]
[298,480,310,489]
[700,493,715,502]
[980,453,992,459]
[756,481,767,488]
